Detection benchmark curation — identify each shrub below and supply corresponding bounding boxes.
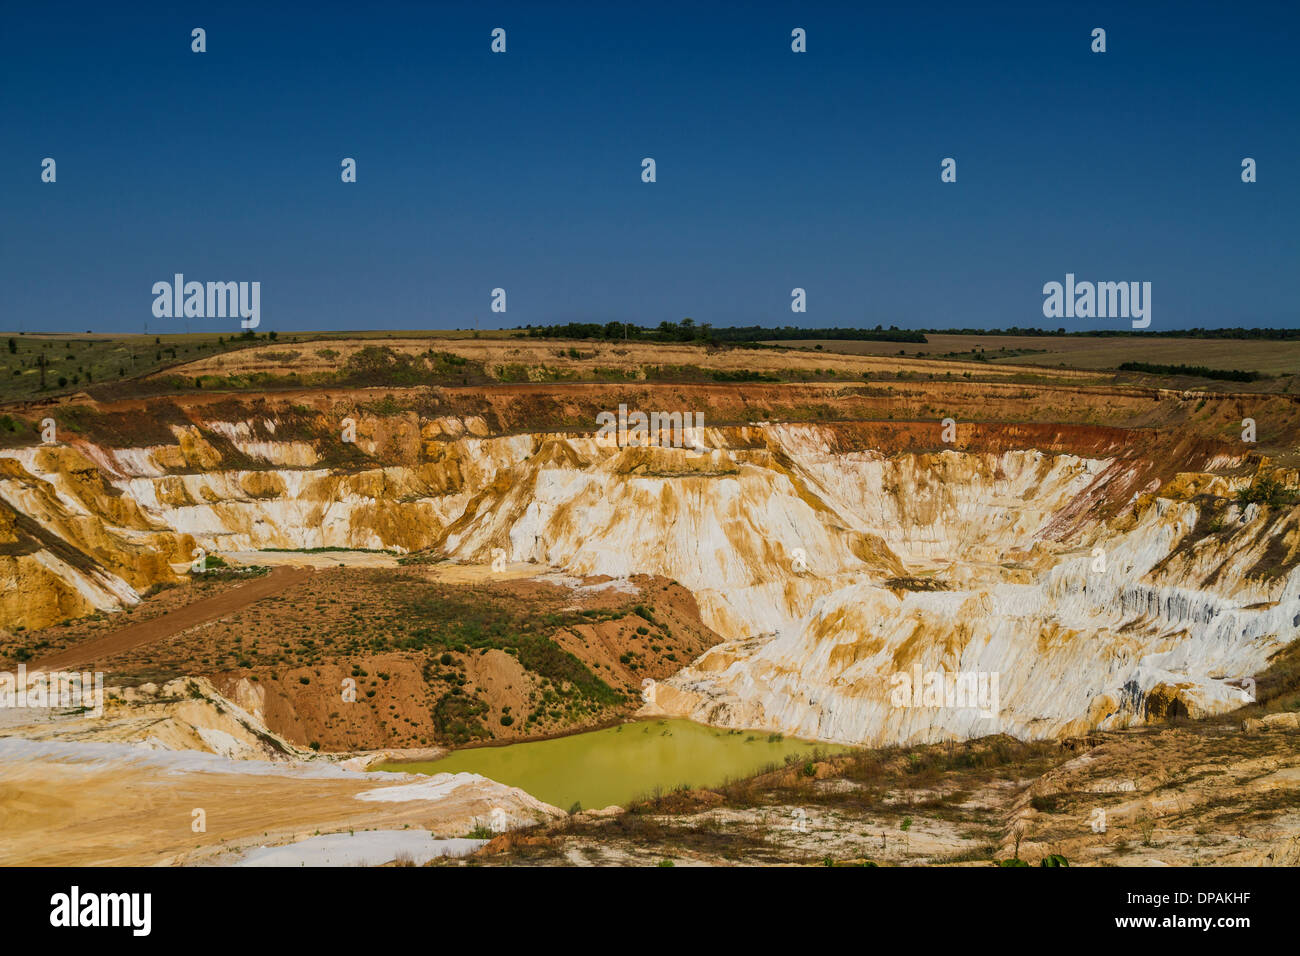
[1235,475,1297,508]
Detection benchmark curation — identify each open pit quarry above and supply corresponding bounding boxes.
[3,374,1297,740]
[1,350,1299,864]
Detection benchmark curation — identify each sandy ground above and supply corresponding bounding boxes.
[0,737,561,866]
[201,552,644,584]
[233,831,486,866]
[421,561,561,584]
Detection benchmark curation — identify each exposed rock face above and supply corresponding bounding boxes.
[1,395,1296,749]
[0,676,301,761]
[628,433,1298,745]
[0,446,193,630]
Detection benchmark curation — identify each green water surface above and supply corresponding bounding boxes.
[375,719,848,810]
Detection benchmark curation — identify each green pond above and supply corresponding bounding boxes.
[374,719,849,810]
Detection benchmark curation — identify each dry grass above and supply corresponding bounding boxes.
[777,335,1300,379]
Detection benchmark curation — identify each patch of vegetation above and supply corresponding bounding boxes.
[433,689,491,745]
[259,546,397,555]
[710,369,781,383]
[1234,474,1299,508]
[256,350,301,363]
[401,588,622,706]
[1118,361,1261,382]
[199,563,271,581]
[883,576,950,592]
[339,346,485,388]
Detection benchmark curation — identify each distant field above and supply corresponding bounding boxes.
[769,336,1300,377]
[1,328,1295,405]
[0,329,512,403]
[0,329,1101,406]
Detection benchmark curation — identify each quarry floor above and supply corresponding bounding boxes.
[34,565,311,671]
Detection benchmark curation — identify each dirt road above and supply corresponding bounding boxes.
[34,566,311,671]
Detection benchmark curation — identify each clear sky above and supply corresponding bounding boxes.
[3,1,1297,334]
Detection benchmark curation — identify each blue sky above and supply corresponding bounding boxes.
[3,1,1297,334]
